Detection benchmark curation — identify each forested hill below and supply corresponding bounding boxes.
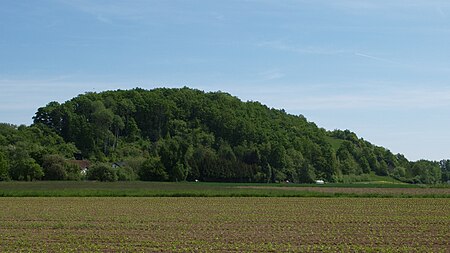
[0,87,447,183]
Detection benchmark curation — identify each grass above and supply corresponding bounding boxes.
[364,172,405,183]
[325,136,344,151]
[0,181,448,198]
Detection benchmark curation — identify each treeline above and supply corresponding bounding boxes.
[0,87,447,184]
[0,123,78,181]
[330,130,444,184]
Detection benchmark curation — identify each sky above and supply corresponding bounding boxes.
[1,0,450,161]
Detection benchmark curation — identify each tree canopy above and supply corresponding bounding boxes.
[0,87,446,184]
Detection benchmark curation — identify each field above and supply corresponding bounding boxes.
[0,197,449,252]
[0,181,449,197]
[1,182,449,252]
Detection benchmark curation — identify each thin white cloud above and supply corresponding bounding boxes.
[330,0,450,10]
[436,6,448,19]
[257,40,347,55]
[235,84,450,111]
[244,0,450,12]
[354,52,385,61]
[258,69,285,81]
[96,15,112,24]
[354,52,397,64]
[55,0,149,23]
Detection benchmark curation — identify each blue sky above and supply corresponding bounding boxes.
[1,0,450,161]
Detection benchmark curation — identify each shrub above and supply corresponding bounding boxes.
[116,166,136,181]
[87,163,118,182]
[42,155,68,180]
[9,156,43,181]
[138,157,168,181]
[66,163,82,181]
[42,154,82,181]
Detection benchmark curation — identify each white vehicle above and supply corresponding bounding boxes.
[315,180,325,185]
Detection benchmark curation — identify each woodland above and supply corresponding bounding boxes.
[0,87,448,184]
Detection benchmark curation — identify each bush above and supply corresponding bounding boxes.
[123,157,146,176]
[42,154,82,181]
[66,163,82,181]
[42,155,68,180]
[87,163,118,182]
[138,157,168,181]
[116,166,136,181]
[10,158,43,181]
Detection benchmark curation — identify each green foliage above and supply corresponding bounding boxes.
[116,166,136,181]
[298,164,316,183]
[65,163,82,181]
[9,157,43,181]
[0,151,9,181]
[409,160,441,184]
[0,87,444,184]
[42,154,82,181]
[392,167,407,180]
[42,155,67,180]
[87,163,118,182]
[439,160,450,183]
[138,157,169,181]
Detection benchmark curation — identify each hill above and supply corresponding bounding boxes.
[0,87,448,183]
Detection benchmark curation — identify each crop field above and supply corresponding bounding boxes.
[238,186,450,196]
[0,181,449,197]
[0,197,449,252]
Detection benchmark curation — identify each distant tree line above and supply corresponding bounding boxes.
[0,87,446,184]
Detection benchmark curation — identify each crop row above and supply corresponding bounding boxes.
[0,197,449,252]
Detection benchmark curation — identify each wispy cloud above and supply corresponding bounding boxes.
[329,0,450,11]
[436,6,447,18]
[257,40,347,55]
[258,40,407,68]
[354,52,397,64]
[55,0,223,26]
[95,14,112,24]
[55,0,150,23]
[235,84,450,111]
[243,0,450,13]
[258,69,285,81]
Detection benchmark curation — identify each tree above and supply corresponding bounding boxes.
[41,154,81,181]
[439,160,450,182]
[298,164,316,183]
[42,154,68,180]
[10,157,43,181]
[0,151,9,181]
[116,166,136,181]
[112,115,125,149]
[392,166,407,179]
[138,157,168,181]
[410,160,441,184]
[25,87,426,183]
[87,163,118,182]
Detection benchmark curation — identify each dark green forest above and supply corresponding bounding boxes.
[0,87,448,184]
